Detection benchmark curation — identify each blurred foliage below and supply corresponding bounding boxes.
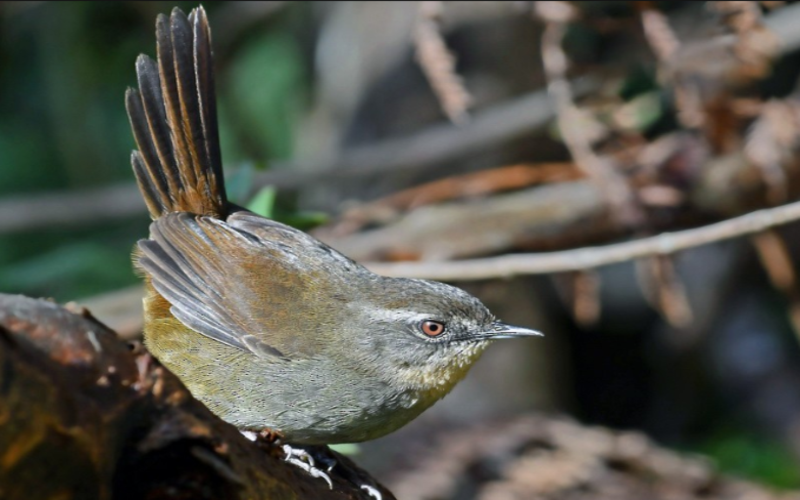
[224,27,306,162]
[0,1,308,301]
[246,184,329,230]
[0,219,148,299]
[696,428,800,489]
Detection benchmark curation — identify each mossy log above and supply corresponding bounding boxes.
[0,293,393,500]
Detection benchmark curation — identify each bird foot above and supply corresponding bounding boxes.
[282,444,334,490]
[279,444,382,499]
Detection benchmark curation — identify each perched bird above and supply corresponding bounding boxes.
[126,6,540,449]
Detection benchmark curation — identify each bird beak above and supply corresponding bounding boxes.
[485,321,543,339]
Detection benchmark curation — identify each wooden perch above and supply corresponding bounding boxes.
[0,293,393,500]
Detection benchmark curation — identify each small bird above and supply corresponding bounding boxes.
[126,6,540,449]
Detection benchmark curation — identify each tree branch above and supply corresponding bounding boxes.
[363,198,800,280]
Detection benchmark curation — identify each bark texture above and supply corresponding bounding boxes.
[0,293,393,500]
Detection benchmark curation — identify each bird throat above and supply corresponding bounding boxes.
[394,341,491,407]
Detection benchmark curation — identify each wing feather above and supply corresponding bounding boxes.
[137,212,341,359]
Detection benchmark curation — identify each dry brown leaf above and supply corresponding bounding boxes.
[571,270,602,327]
[640,8,680,62]
[636,256,693,328]
[752,230,800,342]
[745,99,800,204]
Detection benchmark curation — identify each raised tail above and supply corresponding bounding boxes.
[125,6,227,219]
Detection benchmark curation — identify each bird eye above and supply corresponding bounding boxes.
[421,320,446,337]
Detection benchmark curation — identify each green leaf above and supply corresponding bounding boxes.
[279,211,330,231]
[246,185,277,218]
[328,444,360,456]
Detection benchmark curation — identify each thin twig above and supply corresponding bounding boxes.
[365,198,800,280]
[536,2,642,226]
[414,1,472,124]
[639,4,706,130]
[640,8,680,61]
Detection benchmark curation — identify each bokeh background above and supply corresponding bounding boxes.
[3,0,800,493]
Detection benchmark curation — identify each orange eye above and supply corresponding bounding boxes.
[421,320,446,337]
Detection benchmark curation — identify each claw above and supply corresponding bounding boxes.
[240,430,258,442]
[282,444,315,467]
[279,443,380,496]
[307,464,334,489]
[361,484,382,500]
[282,444,333,490]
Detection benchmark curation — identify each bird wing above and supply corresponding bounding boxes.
[137,211,354,359]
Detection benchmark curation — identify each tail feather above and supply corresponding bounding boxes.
[134,53,178,196]
[126,6,227,220]
[130,150,165,216]
[191,9,223,187]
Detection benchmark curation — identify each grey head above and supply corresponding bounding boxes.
[340,273,542,394]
